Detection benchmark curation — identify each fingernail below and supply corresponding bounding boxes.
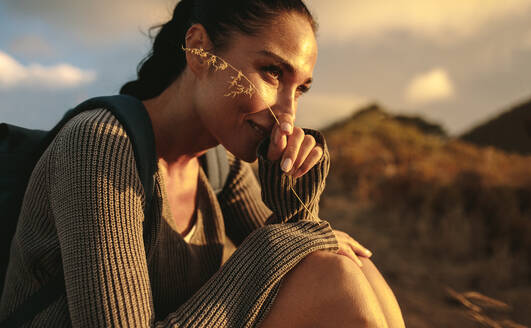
[365,249,373,257]
[280,123,291,133]
[281,158,292,172]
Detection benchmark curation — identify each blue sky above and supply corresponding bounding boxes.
[1,0,531,135]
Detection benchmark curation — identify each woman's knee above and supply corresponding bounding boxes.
[359,257,405,328]
[261,250,388,328]
[304,251,389,327]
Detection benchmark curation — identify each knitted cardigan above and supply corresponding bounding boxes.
[0,108,338,327]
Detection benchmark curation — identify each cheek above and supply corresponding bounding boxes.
[202,72,273,141]
[249,74,277,110]
[236,90,276,123]
[236,95,262,116]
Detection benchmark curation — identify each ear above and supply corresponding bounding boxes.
[184,24,214,78]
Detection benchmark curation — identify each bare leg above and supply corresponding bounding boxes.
[359,257,405,328]
[260,251,389,328]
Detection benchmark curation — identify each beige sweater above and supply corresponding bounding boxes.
[0,108,338,327]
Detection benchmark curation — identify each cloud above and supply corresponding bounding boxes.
[306,0,531,44]
[405,68,455,105]
[0,51,96,89]
[2,0,172,42]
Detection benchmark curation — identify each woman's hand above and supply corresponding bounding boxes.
[267,117,323,178]
[333,229,372,267]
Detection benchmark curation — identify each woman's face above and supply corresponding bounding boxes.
[195,12,317,162]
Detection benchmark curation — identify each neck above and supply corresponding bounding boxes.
[143,74,218,172]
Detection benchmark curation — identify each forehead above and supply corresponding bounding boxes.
[232,13,318,77]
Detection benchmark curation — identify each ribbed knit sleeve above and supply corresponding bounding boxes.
[257,129,330,224]
[217,156,272,246]
[219,129,330,244]
[48,109,338,327]
[49,109,153,327]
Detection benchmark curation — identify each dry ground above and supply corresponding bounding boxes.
[320,194,530,328]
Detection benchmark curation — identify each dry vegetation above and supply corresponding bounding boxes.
[319,104,531,327]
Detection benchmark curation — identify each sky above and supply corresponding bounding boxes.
[1,0,531,135]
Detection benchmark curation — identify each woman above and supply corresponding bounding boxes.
[0,0,404,327]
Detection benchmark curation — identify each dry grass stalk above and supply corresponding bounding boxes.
[466,310,503,328]
[446,287,482,312]
[182,47,269,116]
[463,291,511,311]
[499,320,528,328]
[182,46,319,221]
[446,287,527,328]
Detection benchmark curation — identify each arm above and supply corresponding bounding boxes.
[50,109,154,327]
[219,129,330,245]
[257,128,329,224]
[217,155,272,246]
[50,109,337,327]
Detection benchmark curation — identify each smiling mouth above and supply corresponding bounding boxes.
[247,120,271,138]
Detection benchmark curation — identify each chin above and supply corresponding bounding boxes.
[218,120,269,163]
[229,145,259,163]
[223,138,261,163]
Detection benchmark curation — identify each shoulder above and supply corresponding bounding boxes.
[50,108,134,160]
[56,108,128,144]
[48,107,146,202]
[49,107,137,176]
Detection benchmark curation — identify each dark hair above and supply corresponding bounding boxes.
[120,0,317,100]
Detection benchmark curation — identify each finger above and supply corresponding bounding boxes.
[334,229,372,257]
[268,112,294,162]
[280,127,304,173]
[275,112,294,136]
[293,146,323,178]
[291,135,316,175]
[267,124,287,161]
[337,248,363,267]
[349,239,372,257]
[351,250,363,267]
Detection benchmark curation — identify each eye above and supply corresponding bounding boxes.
[261,65,282,81]
[295,85,311,98]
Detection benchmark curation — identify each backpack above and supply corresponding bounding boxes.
[0,95,229,327]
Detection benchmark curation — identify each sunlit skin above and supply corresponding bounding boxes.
[142,11,404,327]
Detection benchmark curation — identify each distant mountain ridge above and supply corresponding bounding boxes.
[324,103,447,137]
[460,98,531,155]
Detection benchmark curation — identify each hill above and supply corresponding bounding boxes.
[319,103,531,327]
[460,98,531,155]
[324,103,447,137]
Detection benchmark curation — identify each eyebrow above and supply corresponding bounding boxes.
[257,50,313,85]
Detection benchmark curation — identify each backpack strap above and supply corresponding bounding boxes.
[203,145,230,194]
[0,95,157,328]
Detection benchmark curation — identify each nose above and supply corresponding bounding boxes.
[272,87,297,123]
